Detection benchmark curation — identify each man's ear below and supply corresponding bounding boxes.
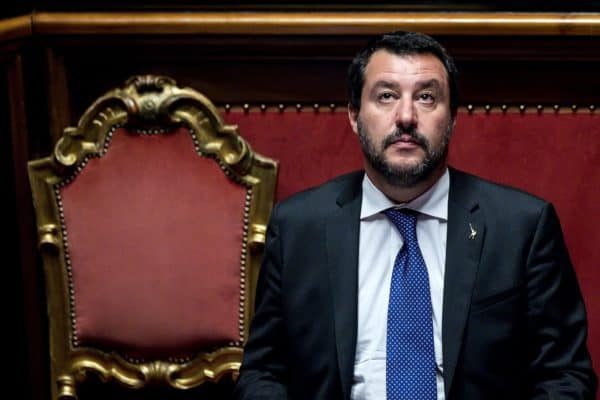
[348,104,359,134]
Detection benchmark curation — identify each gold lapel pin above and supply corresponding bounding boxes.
[469,223,477,240]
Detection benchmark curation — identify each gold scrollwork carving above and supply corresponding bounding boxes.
[54,128,98,167]
[139,361,180,385]
[56,348,244,395]
[126,75,176,93]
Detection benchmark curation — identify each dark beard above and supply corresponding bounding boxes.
[357,118,451,188]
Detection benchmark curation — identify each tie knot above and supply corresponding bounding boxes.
[383,208,418,242]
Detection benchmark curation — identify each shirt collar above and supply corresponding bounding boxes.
[360,168,449,221]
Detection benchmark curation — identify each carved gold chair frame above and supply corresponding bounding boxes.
[28,75,278,399]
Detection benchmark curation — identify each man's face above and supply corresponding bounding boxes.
[348,50,454,188]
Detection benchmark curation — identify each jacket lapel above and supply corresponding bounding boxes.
[443,168,486,397]
[326,172,363,400]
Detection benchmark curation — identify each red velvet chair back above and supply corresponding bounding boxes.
[28,76,278,399]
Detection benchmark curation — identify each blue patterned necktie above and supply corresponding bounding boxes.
[384,208,437,400]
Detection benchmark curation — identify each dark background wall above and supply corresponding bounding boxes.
[2,2,599,399]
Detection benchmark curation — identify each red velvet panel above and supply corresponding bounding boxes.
[225,109,599,374]
[60,127,246,357]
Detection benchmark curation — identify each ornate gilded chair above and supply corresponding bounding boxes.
[28,75,278,399]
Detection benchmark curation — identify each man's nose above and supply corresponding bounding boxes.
[395,99,417,130]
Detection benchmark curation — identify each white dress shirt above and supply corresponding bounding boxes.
[351,169,449,400]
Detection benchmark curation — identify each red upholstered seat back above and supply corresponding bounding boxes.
[29,76,278,399]
[60,127,247,358]
[224,108,599,372]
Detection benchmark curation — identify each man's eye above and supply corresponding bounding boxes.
[378,92,395,101]
[418,93,435,103]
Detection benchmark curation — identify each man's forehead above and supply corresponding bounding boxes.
[371,78,443,91]
[364,50,448,84]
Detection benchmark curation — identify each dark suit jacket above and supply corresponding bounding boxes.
[235,168,597,399]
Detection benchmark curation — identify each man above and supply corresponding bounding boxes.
[234,31,597,399]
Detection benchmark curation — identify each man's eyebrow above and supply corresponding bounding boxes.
[371,80,400,90]
[415,79,443,91]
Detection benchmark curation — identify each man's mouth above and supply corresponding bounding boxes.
[384,133,426,150]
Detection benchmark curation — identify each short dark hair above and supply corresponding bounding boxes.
[347,31,459,116]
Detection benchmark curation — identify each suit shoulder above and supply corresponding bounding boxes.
[273,170,363,218]
[451,168,548,206]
